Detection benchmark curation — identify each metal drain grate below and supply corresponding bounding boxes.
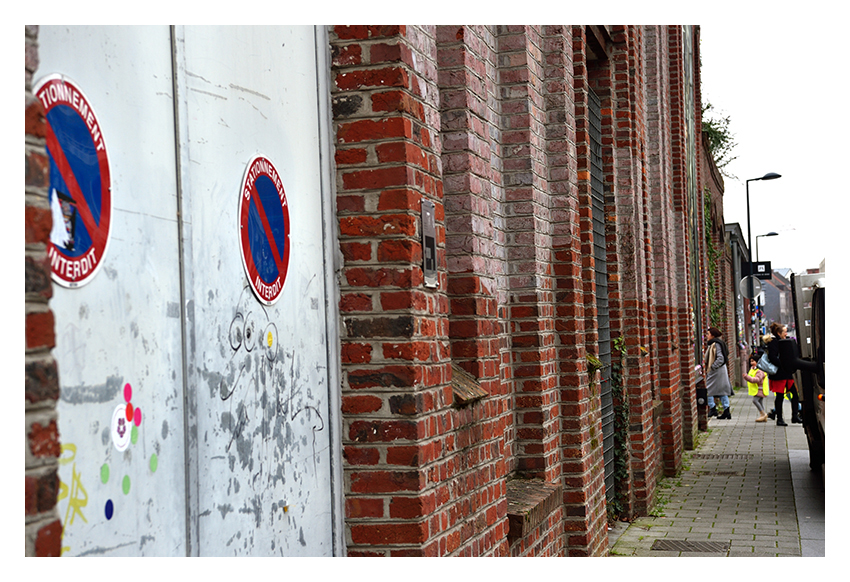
[651,539,729,553]
[690,454,752,460]
[695,470,745,476]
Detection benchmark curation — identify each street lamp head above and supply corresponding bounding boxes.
[764,231,779,237]
[747,172,782,184]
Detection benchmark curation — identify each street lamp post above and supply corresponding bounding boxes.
[746,173,781,350]
[755,231,779,262]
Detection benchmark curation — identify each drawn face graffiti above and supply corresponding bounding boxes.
[217,286,324,488]
[220,288,279,403]
[219,286,280,465]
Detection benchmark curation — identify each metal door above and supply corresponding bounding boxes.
[38,25,342,556]
[173,25,341,556]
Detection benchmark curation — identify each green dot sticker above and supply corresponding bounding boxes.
[100,464,110,484]
[131,424,139,445]
[122,475,131,495]
[149,453,158,473]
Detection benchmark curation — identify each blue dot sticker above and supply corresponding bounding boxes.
[105,499,114,520]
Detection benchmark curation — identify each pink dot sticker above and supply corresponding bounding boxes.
[134,407,142,427]
[124,383,132,402]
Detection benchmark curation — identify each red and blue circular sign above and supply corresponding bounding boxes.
[239,156,290,305]
[34,74,111,288]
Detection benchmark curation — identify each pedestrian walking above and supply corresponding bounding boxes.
[703,327,733,419]
[787,379,802,423]
[763,322,799,427]
[743,352,769,422]
[769,379,803,423]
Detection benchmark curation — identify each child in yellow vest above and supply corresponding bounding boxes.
[743,354,769,422]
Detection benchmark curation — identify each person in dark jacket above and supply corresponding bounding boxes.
[764,322,799,426]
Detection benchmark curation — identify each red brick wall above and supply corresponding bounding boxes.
[25,25,63,557]
[438,25,515,556]
[569,25,613,553]
[334,25,508,556]
[645,25,685,479]
[701,133,738,383]
[601,25,660,516]
[666,26,702,450]
[331,24,595,557]
[330,24,704,557]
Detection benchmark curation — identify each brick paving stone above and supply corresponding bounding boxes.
[609,390,824,558]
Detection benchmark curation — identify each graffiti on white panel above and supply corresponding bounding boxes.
[217,285,325,487]
[57,443,89,556]
[58,381,160,555]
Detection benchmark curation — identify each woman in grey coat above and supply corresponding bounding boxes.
[703,327,733,419]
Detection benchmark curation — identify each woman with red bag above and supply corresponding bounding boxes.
[764,322,799,426]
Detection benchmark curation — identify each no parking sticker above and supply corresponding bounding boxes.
[239,156,291,305]
[34,74,111,288]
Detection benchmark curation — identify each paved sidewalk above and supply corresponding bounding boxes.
[609,390,825,557]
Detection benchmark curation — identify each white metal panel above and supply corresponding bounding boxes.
[174,25,338,556]
[38,25,188,556]
[38,23,341,558]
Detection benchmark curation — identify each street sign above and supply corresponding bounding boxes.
[739,275,762,299]
[743,260,773,280]
[35,74,112,288]
[238,155,291,305]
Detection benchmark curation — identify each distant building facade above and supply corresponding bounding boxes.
[763,269,793,335]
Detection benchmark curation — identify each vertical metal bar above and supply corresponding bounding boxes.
[312,24,346,556]
[746,179,754,348]
[170,25,198,557]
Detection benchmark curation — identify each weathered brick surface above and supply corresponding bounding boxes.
[668,26,702,453]
[25,24,62,557]
[330,24,709,556]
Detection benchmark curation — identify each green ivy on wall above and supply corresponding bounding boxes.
[607,335,630,522]
[703,189,726,328]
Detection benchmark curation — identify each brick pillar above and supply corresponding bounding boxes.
[606,25,660,515]
[496,25,561,483]
[25,25,63,557]
[333,25,522,557]
[644,25,685,477]
[435,24,512,557]
[551,25,609,556]
[331,25,449,556]
[668,25,701,449]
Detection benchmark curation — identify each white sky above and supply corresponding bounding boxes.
[699,20,845,275]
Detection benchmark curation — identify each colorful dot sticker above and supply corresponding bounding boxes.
[101,381,160,526]
[110,404,131,452]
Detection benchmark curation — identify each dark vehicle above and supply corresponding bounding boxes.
[789,272,825,474]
